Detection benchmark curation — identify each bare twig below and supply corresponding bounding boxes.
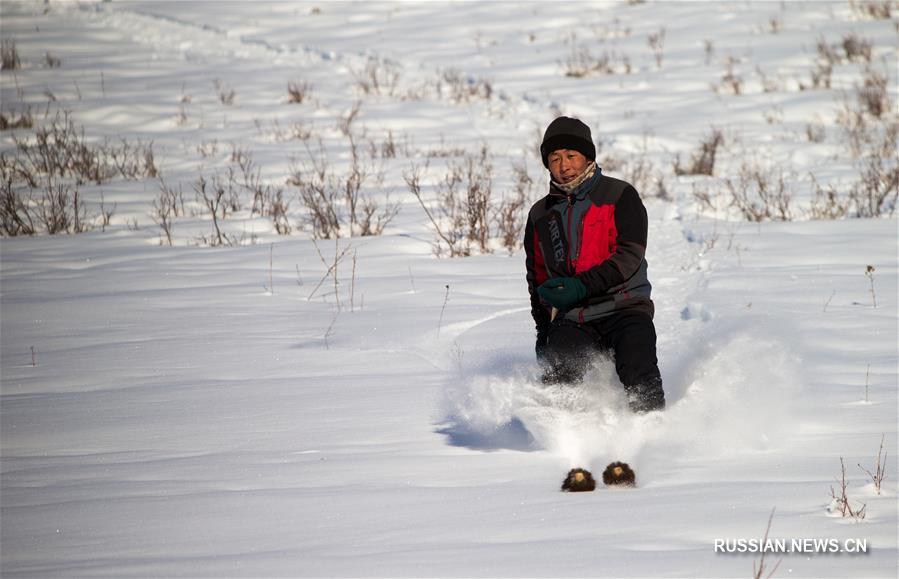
[323,311,339,349]
[830,457,867,519]
[865,363,870,402]
[858,434,887,495]
[151,187,176,246]
[648,27,666,69]
[350,249,357,313]
[753,508,782,579]
[865,265,877,308]
[307,238,353,304]
[437,284,450,338]
[193,174,231,246]
[405,163,461,256]
[266,243,274,294]
[332,237,340,310]
[823,289,836,312]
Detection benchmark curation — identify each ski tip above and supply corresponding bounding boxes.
[602,461,636,487]
[561,467,596,492]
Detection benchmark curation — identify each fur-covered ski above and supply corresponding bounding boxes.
[561,462,636,492]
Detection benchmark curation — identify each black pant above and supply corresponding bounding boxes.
[539,309,665,411]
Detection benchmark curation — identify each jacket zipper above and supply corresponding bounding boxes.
[576,208,585,266]
[566,194,575,274]
[566,193,587,275]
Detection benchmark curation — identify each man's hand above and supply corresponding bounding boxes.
[537,277,587,311]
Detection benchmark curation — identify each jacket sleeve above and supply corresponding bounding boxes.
[576,186,647,296]
[524,213,551,340]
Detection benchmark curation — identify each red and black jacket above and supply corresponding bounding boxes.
[524,172,653,339]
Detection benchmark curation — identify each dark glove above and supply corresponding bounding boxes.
[537,277,587,311]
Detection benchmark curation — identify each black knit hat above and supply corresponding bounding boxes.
[540,116,596,168]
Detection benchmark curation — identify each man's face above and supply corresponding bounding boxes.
[547,149,589,184]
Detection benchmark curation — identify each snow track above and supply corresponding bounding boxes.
[64,3,331,65]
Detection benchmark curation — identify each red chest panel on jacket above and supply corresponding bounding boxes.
[575,204,617,274]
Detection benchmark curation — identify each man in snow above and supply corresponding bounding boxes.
[524,116,665,413]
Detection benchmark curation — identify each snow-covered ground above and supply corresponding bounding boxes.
[1,1,897,577]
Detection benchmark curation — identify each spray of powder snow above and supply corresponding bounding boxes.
[441,328,802,481]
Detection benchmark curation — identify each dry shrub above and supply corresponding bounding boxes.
[808,174,850,220]
[108,137,158,180]
[0,108,34,131]
[0,163,35,235]
[858,434,888,495]
[829,457,867,520]
[1,111,157,236]
[598,150,624,174]
[287,80,312,104]
[289,136,399,239]
[350,56,401,97]
[836,70,898,217]
[756,66,781,93]
[233,148,291,234]
[622,154,656,196]
[10,110,111,186]
[290,140,340,240]
[1,39,20,70]
[674,129,724,176]
[213,79,235,105]
[151,146,292,246]
[495,161,532,252]
[850,0,894,19]
[647,27,666,69]
[151,180,179,246]
[193,172,240,246]
[690,182,719,216]
[196,140,219,159]
[802,37,838,90]
[803,33,874,91]
[841,33,873,63]
[857,67,890,118]
[438,68,493,103]
[462,145,493,252]
[0,164,90,236]
[265,118,313,142]
[726,161,793,222]
[38,184,90,234]
[44,52,61,68]
[807,86,896,220]
[371,130,404,159]
[850,121,898,217]
[405,161,465,257]
[806,59,833,91]
[6,110,155,187]
[715,56,743,95]
[563,44,631,77]
[837,96,870,159]
[406,146,533,257]
[805,121,826,143]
